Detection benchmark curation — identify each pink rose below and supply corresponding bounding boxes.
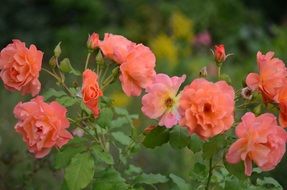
[179,78,235,139]
[0,39,43,96]
[99,33,136,64]
[141,73,186,128]
[119,44,156,96]
[246,51,287,103]
[82,69,103,117]
[14,96,72,158]
[226,112,287,176]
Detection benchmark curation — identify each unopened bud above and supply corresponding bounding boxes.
[96,51,104,66]
[49,56,57,68]
[54,42,62,57]
[213,44,226,66]
[87,33,99,49]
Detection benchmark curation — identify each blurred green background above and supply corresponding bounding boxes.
[1,0,287,189]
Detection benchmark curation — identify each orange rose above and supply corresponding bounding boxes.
[0,39,43,96]
[275,87,287,128]
[179,78,235,139]
[99,33,136,64]
[246,51,287,103]
[119,44,156,96]
[14,96,72,158]
[82,69,103,117]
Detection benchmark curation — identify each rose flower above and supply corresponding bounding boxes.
[82,69,103,117]
[0,39,43,96]
[179,78,235,139]
[14,96,72,158]
[226,112,287,176]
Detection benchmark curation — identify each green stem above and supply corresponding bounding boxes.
[217,66,221,79]
[42,68,72,96]
[42,68,60,81]
[84,52,91,70]
[205,156,213,190]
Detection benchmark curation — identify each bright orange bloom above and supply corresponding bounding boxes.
[99,33,136,64]
[119,44,156,96]
[0,39,43,96]
[179,78,235,139]
[82,69,103,117]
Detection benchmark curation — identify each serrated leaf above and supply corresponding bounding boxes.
[54,145,86,169]
[111,131,131,146]
[93,168,128,190]
[169,173,190,190]
[143,126,169,148]
[187,134,202,153]
[91,145,114,165]
[202,135,225,160]
[114,107,129,116]
[125,164,143,176]
[169,126,189,149]
[224,161,246,180]
[97,108,113,127]
[134,173,168,185]
[43,88,66,100]
[65,152,94,190]
[111,117,129,128]
[80,101,92,114]
[56,96,77,107]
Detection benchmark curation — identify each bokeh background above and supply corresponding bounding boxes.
[1,0,287,189]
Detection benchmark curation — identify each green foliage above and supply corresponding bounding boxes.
[93,168,129,190]
[111,131,132,146]
[64,152,95,190]
[91,145,114,165]
[134,173,169,185]
[143,126,170,148]
[202,135,225,160]
[43,88,66,100]
[188,134,202,153]
[97,107,114,127]
[224,161,246,180]
[54,138,88,170]
[169,173,190,190]
[169,125,190,149]
[56,96,78,107]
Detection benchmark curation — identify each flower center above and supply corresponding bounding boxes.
[165,97,174,108]
[203,103,212,113]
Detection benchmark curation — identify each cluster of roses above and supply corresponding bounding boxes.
[0,34,286,177]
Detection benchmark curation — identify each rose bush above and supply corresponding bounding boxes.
[1,34,286,189]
